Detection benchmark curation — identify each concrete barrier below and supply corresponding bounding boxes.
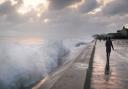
[84,40,96,89]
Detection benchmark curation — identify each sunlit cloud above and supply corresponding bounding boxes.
[44,18,49,23]
[88,0,114,15]
[0,0,6,4]
[0,0,18,5]
[10,0,18,5]
[97,0,114,6]
[69,0,85,10]
[0,0,128,39]
[17,0,49,17]
[88,6,102,14]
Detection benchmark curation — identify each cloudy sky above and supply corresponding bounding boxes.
[0,0,128,40]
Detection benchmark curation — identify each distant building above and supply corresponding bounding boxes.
[117,26,128,37]
[94,25,128,39]
[107,33,118,38]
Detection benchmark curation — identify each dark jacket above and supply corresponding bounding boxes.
[105,39,113,52]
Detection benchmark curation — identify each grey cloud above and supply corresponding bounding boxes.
[0,1,15,15]
[49,0,81,10]
[102,0,128,15]
[0,0,128,40]
[2,13,111,39]
[0,1,19,22]
[49,0,98,13]
[79,0,98,13]
[0,0,27,23]
[0,0,22,15]
[0,12,128,40]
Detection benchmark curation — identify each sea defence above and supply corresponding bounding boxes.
[32,40,96,89]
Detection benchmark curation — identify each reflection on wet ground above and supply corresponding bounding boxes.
[73,63,88,70]
[91,41,128,89]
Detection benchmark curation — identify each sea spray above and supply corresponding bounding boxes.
[0,40,69,89]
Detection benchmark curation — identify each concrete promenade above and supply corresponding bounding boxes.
[49,43,95,89]
[91,41,128,89]
[33,40,128,89]
[32,42,95,89]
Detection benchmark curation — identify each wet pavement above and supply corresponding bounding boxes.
[48,44,93,89]
[32,43,94,89]
[91,41,128,89]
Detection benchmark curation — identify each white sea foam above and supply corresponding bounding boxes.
[0,39,88,89]
[0,40,69,89]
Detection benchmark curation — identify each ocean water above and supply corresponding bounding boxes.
[0,38,88,89]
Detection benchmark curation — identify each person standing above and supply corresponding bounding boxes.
[105,37,114,74]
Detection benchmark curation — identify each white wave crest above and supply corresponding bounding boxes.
[0,40,68,89]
